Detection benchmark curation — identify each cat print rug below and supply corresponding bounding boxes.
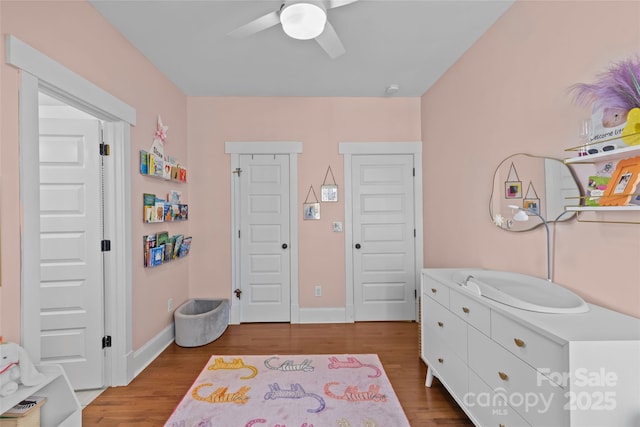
[165,354,411,427]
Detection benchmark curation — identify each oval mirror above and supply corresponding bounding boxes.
[489,153,581,231]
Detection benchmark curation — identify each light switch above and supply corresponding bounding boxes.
[332,221,343,232]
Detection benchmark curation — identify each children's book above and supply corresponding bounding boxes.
[157,231,169,247]
[150,246,165,267]
[1,396,47,417]
[179,167,187,182]
[178,204,188,220]
[173,235,184,259]
[143,193,156,222]
[586,176,610,206]
[140,150,149,175]
[178,236,192,258]
[143,234,157,267]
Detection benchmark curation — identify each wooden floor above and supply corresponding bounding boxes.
[83,322,473,426]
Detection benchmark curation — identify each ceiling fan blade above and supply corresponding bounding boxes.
[227,10,281,38]
[315,21,346,59]
[326,0,358,9]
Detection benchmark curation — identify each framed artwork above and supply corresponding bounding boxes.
[303,185,320,220]
[321,166,338,202]
[303,202,320,220]
[321,185,338,202]
[505,181,522,199]
[600,156,640,206]
[523,198,540,215]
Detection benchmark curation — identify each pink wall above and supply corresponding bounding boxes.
[187,97,421,307]
[0,1,189,348]
[421,0,640,317]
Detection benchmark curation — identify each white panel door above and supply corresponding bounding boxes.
[352,154,416,321]
[39,118,104,390]
[239,154,291,322]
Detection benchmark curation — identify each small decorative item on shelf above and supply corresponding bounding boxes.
[569,56,640,151]
[303,185,320,220]
[143,233,192,267]
[139,116,188,182]
[320,165,338,202]
[599,156,640,206]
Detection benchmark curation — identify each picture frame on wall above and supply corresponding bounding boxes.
[303,202,320,220]
[505,181,522,199]
[321,184,338,202]
[320,165,338,202]
[600,156,640,206]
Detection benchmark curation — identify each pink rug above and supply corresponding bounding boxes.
[165,354,411,427]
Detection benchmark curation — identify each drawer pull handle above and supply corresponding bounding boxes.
[437,321,444,327]
[498,371,509,381]
[499,424,505,427]
[514,338,526,348]
[462,307,470,314]
[431,288,437,294]
[437,358,444,364]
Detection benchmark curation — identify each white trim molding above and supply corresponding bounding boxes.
[6,35,136,125]
[8,34,135,387]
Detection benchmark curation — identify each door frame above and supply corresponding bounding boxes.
[7,35,135,386]
[339,142,423,322]
[225,142,302,324]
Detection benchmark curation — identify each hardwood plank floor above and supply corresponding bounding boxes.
[83,322,473,426]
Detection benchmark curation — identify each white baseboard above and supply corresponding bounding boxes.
[131,323,175,379]
[297,307,351,324]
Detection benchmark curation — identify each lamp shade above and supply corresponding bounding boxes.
[280,2,327,40]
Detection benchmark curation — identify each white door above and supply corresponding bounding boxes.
[238,154,291,322]
[352,154,416,321]
[39,118,104,390]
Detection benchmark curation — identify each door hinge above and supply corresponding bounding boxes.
[100,143,110,156]
[101,240,111,252]
[102,335,112,349]
[413,167,415,177]
[415,289,417,299]
[238,230,241,239]
[414,229,416,238]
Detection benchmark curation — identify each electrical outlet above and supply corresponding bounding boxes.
[315,285,322,297]
[167,298,174,312]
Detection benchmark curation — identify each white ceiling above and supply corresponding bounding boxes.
[89,0,515,97]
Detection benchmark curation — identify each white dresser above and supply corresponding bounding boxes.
[421,268,640,427]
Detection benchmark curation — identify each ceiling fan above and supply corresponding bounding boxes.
[228,0,358,59]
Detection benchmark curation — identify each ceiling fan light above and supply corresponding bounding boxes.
[280,2,327,40]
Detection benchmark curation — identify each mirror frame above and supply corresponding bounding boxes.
[489,153,581,232]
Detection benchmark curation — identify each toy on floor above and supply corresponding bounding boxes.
[0,339,46,397]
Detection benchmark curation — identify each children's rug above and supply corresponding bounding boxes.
[165,354,411,427]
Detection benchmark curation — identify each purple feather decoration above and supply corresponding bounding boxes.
[569,56,640,111]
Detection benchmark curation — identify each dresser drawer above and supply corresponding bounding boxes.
[450,289,490,335]
[467,369,531,427]
[424,336,468,400]
[468,327,567,426]
[423,276,450,307]
[423,296,467,362]
[491,311,568,383]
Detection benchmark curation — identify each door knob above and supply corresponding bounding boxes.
[355,243,361,249]
[234,288,242,299]
[282,243,288,249]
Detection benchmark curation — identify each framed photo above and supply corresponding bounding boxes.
[600,157,640,206]
[321,184,338,202]
[523,198,540,215]
[303,202,320,220]
[505,181,522,199]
